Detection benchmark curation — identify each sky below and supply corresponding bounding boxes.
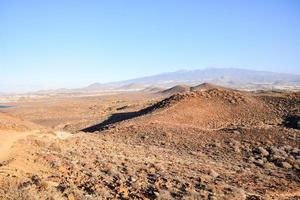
[0,0,300,92]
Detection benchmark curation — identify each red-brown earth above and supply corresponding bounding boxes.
[0,85,299,199]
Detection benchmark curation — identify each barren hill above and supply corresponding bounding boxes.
[159,84,191,95]
[85,86,299,132]
[142,86,163,93]
[147,89,276,129]
[78,86,300,199]
[190,82,227,91]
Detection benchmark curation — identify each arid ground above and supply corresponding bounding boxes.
[0,84,299,199]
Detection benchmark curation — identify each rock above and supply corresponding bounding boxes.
[68,193,75,200]
[248,157,255,162]
[257,147,269,157]
[292,159,300,169]
[291,148,300,155]
[154,192,160,197]
[234,146,241,153]
[232,188,247,199]
[270,147,288,158]
[293,164,300,170]
[212,142,221,148]
[264,162,275,170]
[118,185,129,198]
[209,169,219,178]
[286,156,295,165]
[283,145,293,151]
[47,181,59,187]
[280,162,292,169]
[246,194,261,200]
[130,176,137,182]
[158,190,172,199]
[254,159,264,167]
[269,147,289,164]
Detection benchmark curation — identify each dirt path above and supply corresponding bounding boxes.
[0,130,73,162]
[0,130,39,162]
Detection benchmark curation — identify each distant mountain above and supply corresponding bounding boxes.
[21,68,299,95]
[190,83,228,91]
[119,68,299,85]
[142,86,164,93]
[85,68,300,91]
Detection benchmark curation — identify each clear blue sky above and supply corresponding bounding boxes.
[1,0,300,92]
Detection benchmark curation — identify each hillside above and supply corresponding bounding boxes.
[0,86,299,199]
[159,84,191,95]
[0,112,40,131]
[84,86,299,131]
[78,86,300,199]
[190,82,227,91]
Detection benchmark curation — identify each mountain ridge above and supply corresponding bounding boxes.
[2,68,299,95]
[85,68,300,91]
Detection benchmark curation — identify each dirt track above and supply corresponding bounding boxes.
[0,131,34,162]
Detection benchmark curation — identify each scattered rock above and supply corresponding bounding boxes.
[280,162,292,169]
[232,188,247,199]
[254,159,264,167]
[257,147,269,157]
[209,170,219,178]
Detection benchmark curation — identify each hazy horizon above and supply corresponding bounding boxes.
[1,1,300,92]
[1,67,300,93]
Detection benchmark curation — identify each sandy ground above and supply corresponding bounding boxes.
[0,88,299,199]
[0,130,72,162]
[0,131,35,162]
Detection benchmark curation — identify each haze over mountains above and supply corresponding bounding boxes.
[1,68,300,95]
[84,68,300,92]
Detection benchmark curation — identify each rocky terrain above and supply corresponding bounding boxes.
[0,85,299,199]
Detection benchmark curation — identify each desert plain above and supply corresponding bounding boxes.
[0,84,299,199]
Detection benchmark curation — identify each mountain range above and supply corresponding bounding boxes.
[83,68,300,92]
[3,68,299,95]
